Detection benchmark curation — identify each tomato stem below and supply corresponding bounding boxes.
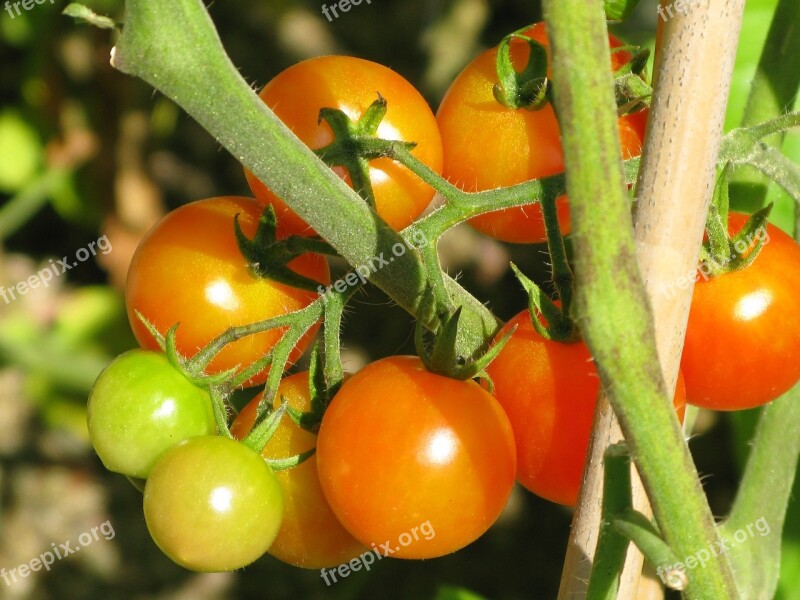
[585,443,633,600]
[540,194,574,317]
[720,384,800,598]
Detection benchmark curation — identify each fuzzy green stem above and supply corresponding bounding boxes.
[0,168,67,240]
[721,384,800,598]
[541,1,737,597]
[586,444,633,600]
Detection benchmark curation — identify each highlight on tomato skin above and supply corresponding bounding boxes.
[436,21,648,244]
[230,372,367,569]
[125,196,330,387]
[315,355,517,559]
[681,212,800,411]
[486,310,686,506]
[243,55,444,236]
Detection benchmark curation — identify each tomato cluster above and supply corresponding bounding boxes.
[85,19,800,576]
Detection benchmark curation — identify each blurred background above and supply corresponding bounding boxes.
[0,0,797,598]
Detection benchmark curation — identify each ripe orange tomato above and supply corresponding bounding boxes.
[230,372,366,569]
[316,356,516,559]
[486,310,686,506]
[436,22,648,243]
[244,56,443,235]
[681,212,800,410]
[126,197,329,386]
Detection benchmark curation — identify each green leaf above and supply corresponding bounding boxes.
[0,110,42,192]
[63,3,117,30]
[604,0,641,22]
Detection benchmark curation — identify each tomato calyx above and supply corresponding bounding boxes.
[242,347,331,468]
[283,344,337,434]
[511,263,577,342]
[132,312,239,388]
[240,399,315,471]
[700,167,774,279]
[415,303,515,384]
[233,204,334,291]
[314,94,417,208]
[612,46,652,115]
[492,29,551,111]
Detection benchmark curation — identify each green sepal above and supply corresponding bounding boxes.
[492,32,551,111]
[460,323,517,383]
[315,95,416,208]
[242,401,287,455]
[701,190,773,279]
[416,300,511,381]
[267,447,316,472]
[726,203,773,272]
[134,310,166,351]
[510,263,575,341]
[285,343,335,434]
[612,47,652,114]
[233,206,327,292]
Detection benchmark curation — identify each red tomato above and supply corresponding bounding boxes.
[681,212,800,410]
[230,372,366,569]
[126,197,329,386]
[244,56,443,235]
[436,22,648,243]
[316,356,516,559]
[486,310,686,506]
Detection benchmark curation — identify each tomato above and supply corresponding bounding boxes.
[244,56,443,235]
[486,311,687,506]
[87,350,216,478]
[126,197,329,386]
[231,372,366,569]
[681,212,800,410]
[436,22,648,243]
[315,356,516,559]
[143,435,283,572]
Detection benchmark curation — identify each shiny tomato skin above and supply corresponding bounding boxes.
[244,56,443,235]
[230,372,366,569]
[143,435,283,572]
[486,311,686,506]
[125,197,329,386]
[316,356,516,559]
[681,212,800,410]
[436,22,648,243]
[87,350,216,479]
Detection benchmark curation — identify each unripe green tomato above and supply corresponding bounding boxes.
[144,436,284,571]
[87,349,216,478]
